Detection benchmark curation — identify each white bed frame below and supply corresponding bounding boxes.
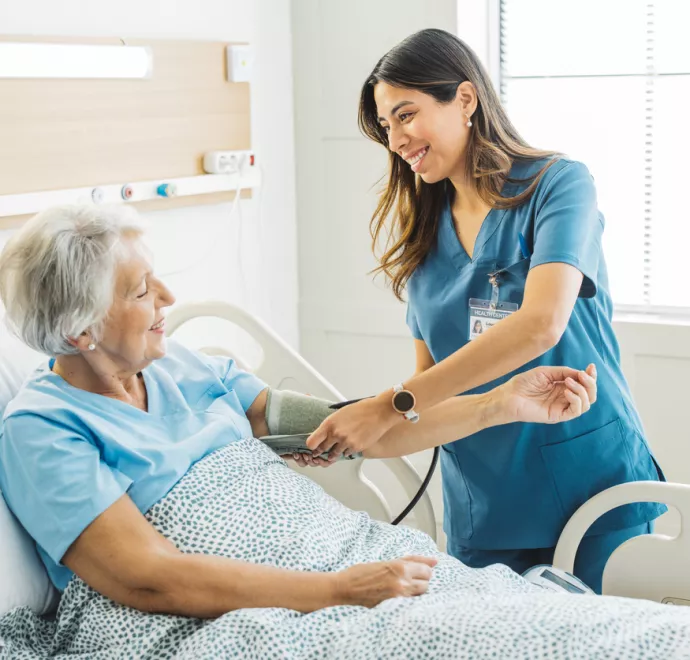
[553,481,690,604]
[165,300,438,541]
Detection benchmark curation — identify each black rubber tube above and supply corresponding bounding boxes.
[391,445,439,526]
[328,398,439,527]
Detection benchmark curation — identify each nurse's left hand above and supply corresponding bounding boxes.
[498,363,597,425]
[306,396,397,459]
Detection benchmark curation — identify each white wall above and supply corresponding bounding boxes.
[0,0,299,348]
[612,317,690,534]
[292,0,458,393]
[291,0,489,543]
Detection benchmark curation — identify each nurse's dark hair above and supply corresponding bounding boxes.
[358,28,558,300]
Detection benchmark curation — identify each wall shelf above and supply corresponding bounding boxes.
[0,170,261,221]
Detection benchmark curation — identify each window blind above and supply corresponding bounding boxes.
[499,0,690,309]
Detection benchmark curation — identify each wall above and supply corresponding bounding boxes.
[292,0,458,400]
[292,0,459,542]
[612,317,690,534]
[0,0,299,348]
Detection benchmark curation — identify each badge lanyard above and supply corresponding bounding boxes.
[468,233,530,341]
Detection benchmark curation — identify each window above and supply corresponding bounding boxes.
[499,0,690,311]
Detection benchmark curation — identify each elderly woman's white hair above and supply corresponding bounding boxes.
[0,204,145,356]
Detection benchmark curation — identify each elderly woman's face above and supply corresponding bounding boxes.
[97,235,175,371]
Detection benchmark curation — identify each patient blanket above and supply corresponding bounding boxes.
[2,438,690,659]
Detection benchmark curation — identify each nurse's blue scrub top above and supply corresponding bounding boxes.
[406,158,665,551]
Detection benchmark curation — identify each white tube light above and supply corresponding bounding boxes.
[0,42,152,79]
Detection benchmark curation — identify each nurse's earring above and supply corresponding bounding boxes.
[465,114,473,128]
[88,343,96,351]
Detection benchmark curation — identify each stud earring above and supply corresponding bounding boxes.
[88,343,96,351]
[466,114,473,128]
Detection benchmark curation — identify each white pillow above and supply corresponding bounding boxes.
[0,325,59,616]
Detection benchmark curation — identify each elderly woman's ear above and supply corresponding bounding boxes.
[68,333,97,353]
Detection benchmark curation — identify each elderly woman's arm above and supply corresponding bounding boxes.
[63,493,436,617]
[245,387,269,438]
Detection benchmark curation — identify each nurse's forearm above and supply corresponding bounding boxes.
[363,391,509,459]
[393,262,583,415]
[394,309,554,413]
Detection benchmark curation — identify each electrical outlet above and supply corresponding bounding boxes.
[219,154,241,174]
[203,150,255,175]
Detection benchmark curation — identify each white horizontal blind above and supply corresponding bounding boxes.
[499,0,690,310]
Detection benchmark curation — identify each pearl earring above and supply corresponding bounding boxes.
[88,343,96,351]
[466,114,473,128]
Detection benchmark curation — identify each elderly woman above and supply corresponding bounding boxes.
[0,206,638,656]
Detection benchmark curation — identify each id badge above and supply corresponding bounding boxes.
[469,298,518,341]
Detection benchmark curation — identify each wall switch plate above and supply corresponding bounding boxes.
[226,44,253,83]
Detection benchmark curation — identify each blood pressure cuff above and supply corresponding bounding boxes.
[261,389,362,461]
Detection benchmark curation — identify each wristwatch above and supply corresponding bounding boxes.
[392,383,419,423]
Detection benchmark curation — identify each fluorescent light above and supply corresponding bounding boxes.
[0,42,152,79]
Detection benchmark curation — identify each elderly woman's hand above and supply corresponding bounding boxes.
[286,453,334,468]
[334,555,438,607]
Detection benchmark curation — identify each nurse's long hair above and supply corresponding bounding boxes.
[359,29,558,300]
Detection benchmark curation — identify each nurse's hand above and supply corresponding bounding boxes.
[498,364,597,425]
[306,396,397,459]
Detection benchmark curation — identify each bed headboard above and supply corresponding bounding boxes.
[165,300,438,539]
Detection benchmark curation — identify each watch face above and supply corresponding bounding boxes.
[393,390,415,413]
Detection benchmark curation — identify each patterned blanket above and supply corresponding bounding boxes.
[2,438,690,659]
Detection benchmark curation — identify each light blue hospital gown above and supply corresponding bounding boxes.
[0,340,267,590]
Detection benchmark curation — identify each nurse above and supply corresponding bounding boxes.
[307,28,665,593]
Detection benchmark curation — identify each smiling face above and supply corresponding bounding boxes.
[94,235,176,373]
[374,82,474,184]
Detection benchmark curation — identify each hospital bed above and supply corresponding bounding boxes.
[0,300,689,623]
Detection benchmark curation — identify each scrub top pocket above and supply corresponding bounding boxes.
[490,257,531,307]
[540,418,662,534]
